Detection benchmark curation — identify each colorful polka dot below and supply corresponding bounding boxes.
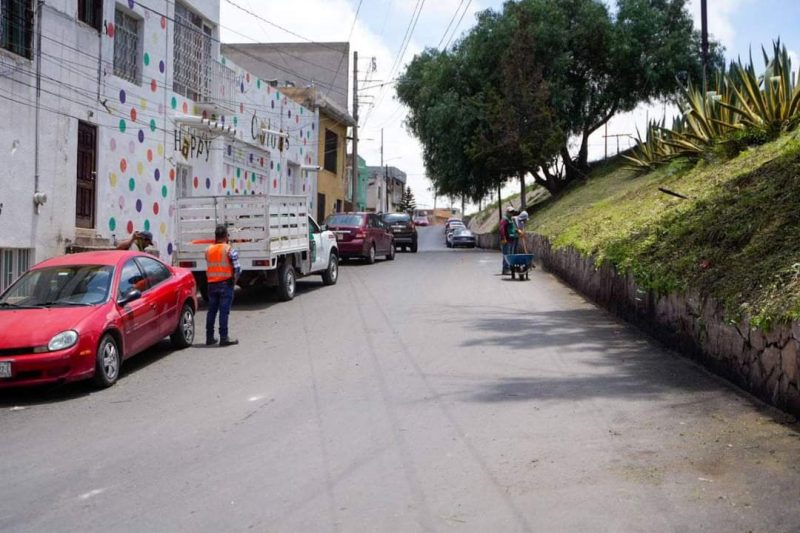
[143,52,150,66]
[109,172,118,187]
[126,220,134,234]
[135,199,142,212]
[146,149,153,162]
[136,161,144,175]
[107,23,115,38]
[144,219,150,232]
[170,96,177,110]
[161,185,168,198]
[109,138,116,151]
[153,202,159,215]
[193,176,199,189]
[157,144,164,156]
[182,102,188,113]
[119,119,126,133]
[130,108,137,122]
[167,243,173,255]
[128,177,135,191]
[150,79,157,92]
[154,168,160,181]
[159,60,165,74]
[169,168,175,181]
[160,222,167,235]
[120,159,127,172]
[160,16,166,29]
[109,217,116,231]
[137,130,144,143]
[119,89,126,104]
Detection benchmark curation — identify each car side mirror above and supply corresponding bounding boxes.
[117,288,142,306]
[320,224,327,231]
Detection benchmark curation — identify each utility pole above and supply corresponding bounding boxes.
[352,51,359,211]
[701,0,708,90]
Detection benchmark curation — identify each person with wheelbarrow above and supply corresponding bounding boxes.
[499,206,519,275]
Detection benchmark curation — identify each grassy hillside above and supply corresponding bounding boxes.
[522,130,800,329]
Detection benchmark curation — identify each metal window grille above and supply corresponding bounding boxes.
[113,8,140,84]
[0,0,33,59]
[173,2,211,101]
[0,248,31,293]
[324,130,338,173]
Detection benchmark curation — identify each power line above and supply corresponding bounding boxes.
[437,0,466,50]
[443,0,473,50]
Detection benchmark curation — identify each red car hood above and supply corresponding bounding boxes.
[0,306,102,348]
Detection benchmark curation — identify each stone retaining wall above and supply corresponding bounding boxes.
[476,231,800,416]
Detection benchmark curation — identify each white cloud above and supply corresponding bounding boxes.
[686,0,754,50]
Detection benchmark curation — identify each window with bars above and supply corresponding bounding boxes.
[113,7,141,84]
[0,248,31,294]
[324,130,338,173]
[0,0,33,59]
[78,0,102,31]
[173,2,212,101]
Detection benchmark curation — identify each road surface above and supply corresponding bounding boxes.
[2,226,800,532]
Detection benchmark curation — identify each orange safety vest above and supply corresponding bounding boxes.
[206,243,234,283]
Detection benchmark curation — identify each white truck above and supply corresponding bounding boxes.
[174,195,339,301]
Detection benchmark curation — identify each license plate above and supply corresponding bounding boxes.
[393,228,402,233]
[335,232,346,240]
[0,362,11,379]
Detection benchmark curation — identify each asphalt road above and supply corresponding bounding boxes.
[2,226,800,532]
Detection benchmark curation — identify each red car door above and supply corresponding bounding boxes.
[368,214,387,254]
[116,258,158,356]
[135,256,178,339]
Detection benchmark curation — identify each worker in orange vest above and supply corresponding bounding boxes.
[205,225,241,346]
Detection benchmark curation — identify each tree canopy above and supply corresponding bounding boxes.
[396,0,722,198]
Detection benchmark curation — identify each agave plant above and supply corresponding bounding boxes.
[623,119,676,169]
[721,41,800,134]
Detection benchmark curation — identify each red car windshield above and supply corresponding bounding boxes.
[0,265,114,308]
[325,214,364,227]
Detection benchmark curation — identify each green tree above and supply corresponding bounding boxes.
[397,0,721,197]
[397,186,417,214]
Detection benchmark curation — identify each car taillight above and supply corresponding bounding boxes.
[355,229,366,238]
[253,259,270,267]
[178,261,196,268]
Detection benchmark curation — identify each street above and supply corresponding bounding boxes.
[1,226,800,533]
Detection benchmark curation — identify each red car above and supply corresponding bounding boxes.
[324,213,395,264]
[0,251,197,389]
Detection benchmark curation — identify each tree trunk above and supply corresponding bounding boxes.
[497,183,502,222]
[519,172,526,211]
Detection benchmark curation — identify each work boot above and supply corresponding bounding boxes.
[220,338,239,347]
[206,337,218,346]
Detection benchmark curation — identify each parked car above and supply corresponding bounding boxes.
[0,251,197,389]
[382,212,418,253]
[449,227,477,248]
[324,212,395,264]
[445,218,465,233]
[413,214,429,226]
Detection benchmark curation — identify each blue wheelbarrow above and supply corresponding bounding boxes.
[504,254,535,280]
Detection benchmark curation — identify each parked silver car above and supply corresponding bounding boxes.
[447,227,476,248]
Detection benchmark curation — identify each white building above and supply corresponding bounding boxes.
[366,165,406,213]
[0,0,318,291]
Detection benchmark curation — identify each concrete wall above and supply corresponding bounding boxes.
[476,231,800,416]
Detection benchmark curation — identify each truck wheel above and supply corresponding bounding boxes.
[277,261,296,301]
[194,273,208,302]
[321,252,338,285]
[366,244,376,265]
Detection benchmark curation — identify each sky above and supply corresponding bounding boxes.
[219,0,800,209]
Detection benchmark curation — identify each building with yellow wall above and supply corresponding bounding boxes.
[282,87,355,222]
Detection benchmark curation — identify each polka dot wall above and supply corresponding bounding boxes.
[95,0,318,260]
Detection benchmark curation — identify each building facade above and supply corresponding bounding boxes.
[366,165,406,213]
[0,0,318,291]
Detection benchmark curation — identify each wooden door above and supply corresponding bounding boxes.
[76,121,97,228]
